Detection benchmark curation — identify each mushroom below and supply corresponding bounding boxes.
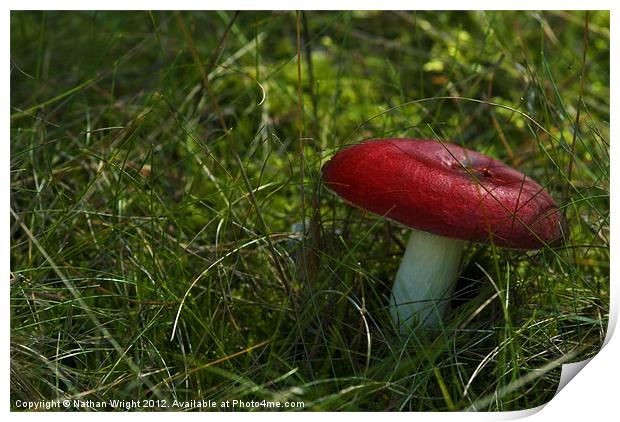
[322,139,567,334]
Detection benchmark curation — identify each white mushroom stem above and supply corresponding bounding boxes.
[389,229,464,334]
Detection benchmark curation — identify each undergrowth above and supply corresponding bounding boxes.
[10,10,609,411]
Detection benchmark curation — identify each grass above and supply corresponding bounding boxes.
[10,10,609,411]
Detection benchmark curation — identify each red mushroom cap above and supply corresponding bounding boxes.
[322,139,567,249]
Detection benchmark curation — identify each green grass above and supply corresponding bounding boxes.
[10,10,609,411]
